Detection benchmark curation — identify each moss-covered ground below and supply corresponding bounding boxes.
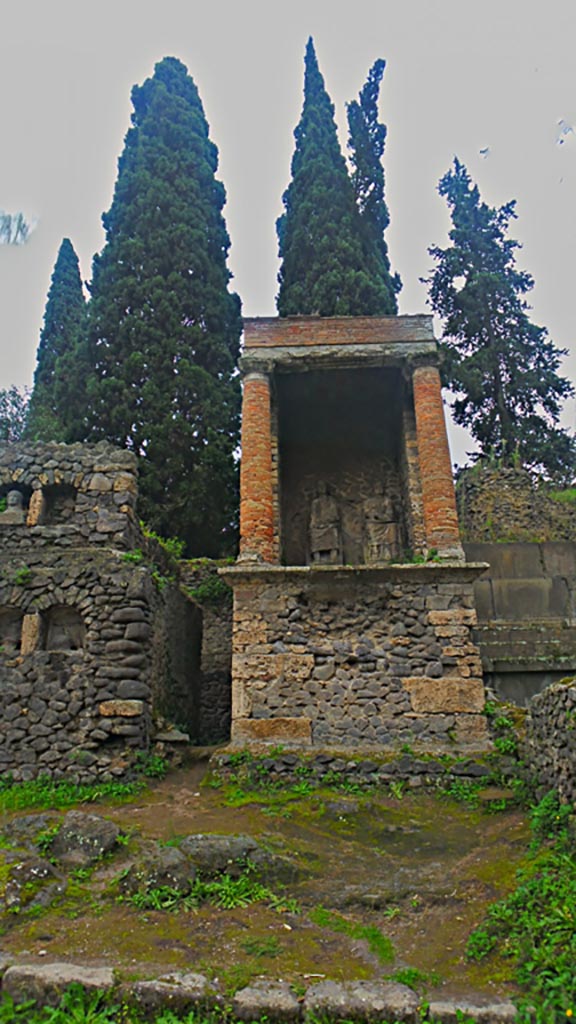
[0,757,531,1004]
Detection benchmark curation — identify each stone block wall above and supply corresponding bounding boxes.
[0,549,163,780]
[525,680,576,803]
[457,465,576,543]
[0,441,140,550]
[180,562,233,745]
[224,564,488,750]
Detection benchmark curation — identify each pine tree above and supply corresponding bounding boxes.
[426,159,575,483]
[26,238,87,441]
[276,39,396,317]
[347,59,401,312]
[81,57,242,556]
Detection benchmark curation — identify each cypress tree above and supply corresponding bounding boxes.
[276,39,395,317]
[347,59,401,312]
[82,57,241,555]
[426,159,575,483]
[26,238,87,441]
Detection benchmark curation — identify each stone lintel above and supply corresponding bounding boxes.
[232,717,312,745]
[243,315,435,348]
[220,563,490,587]
[240,341,438,377]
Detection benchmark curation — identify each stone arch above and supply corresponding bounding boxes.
[42,605,85,651]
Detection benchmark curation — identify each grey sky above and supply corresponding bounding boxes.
[1,0,575,463]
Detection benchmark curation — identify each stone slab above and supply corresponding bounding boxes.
[233,980,300,1021]
[232,717,312,744]
[99,699,144,717]
[403,677,485,713]
[2,962,115,1006]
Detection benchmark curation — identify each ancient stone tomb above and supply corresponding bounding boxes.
[223,315,488,749]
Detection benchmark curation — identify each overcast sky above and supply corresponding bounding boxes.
[1,0,575,463]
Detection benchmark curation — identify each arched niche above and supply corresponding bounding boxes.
[41,484,77,525]
[0,607,23,652]
[43,605,85,651]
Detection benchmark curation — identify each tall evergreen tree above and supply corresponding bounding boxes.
[0,386,30,441]
[80,57,241,556]
[26,238,87,441]
[426,159,575,483]
[347,59,401,312]
[276,39,396,317]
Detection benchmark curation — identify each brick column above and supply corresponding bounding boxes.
[412,364,463,559]
[239,372,275,563]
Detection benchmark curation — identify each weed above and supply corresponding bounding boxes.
[387,966,441,992]
[530,790,573,846]
[11,565,32,587]
[309,906,394,963]
[438,778,483,808]
[140,522,185,561]
[134,751,168,779]
[185,575,232,606]
[35,822,62,856]
[127,869,298,915]
[241,935,282,958]
[389,780,404,801]
[121,548,144,564]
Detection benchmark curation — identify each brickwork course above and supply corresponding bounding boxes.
[239,373,275,562]
[412,364,462,557]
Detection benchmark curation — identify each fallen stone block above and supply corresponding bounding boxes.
[303,979,420,1022]
[2,962,115,1007]
[233,979,301,1021]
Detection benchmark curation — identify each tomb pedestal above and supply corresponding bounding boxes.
[225,316,488,751]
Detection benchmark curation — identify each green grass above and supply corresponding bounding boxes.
[466,791,576,1022]
[125,869,298,914]
[0,775,143,814]
[0,988,246,1023]
[309,905,394,963]
[548,487,576,505]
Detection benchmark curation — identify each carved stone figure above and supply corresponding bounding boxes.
[363,483,399,563]
[1,490,25,524]
[309,483,341,564]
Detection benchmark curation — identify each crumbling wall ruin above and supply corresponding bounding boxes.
[0,442,200,780]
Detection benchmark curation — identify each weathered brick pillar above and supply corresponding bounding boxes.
[239,372,275,562]
[412,363,463,559]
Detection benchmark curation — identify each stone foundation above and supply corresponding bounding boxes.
[222,564,489,751]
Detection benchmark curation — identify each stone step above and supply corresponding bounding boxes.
[0,960,518,1023]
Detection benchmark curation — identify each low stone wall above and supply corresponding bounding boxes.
[525,679,576,803]
[223,563,489,750]
[213,748,493,790]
